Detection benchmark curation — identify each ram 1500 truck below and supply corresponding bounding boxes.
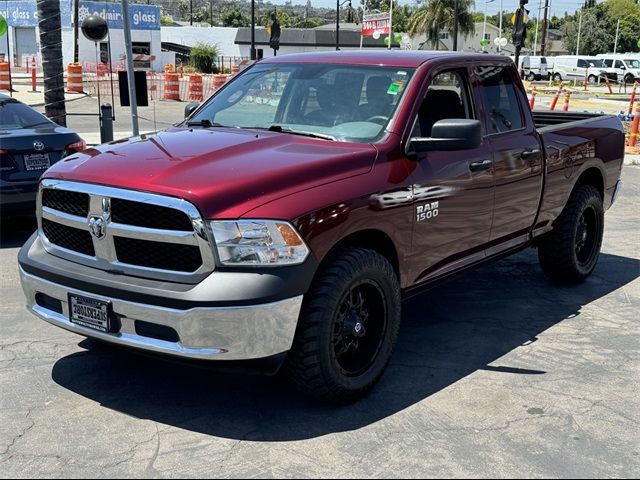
[18,52,625,402]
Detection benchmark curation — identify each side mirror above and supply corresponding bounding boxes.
[184,101,200,119]
[407,119,482,156]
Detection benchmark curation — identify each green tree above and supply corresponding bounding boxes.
[293,17,325,29]
[604,0,640,52]
[221,7,251,28]
[563,6,614,56]
[407,0,475,50]
[259,10,292,28]
[189,42,219,74]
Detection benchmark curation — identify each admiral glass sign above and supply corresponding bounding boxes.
[0,1,159,30]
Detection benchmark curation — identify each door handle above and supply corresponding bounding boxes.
[469,159,492,172]
[520,149,541,160]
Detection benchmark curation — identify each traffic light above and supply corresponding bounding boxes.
[269,12,281,52]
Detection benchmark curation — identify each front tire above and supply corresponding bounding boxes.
[538,184,604,284]
[553,73,562,82]
[285,248,401,403]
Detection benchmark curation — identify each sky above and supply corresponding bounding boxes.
[267,0,585,19]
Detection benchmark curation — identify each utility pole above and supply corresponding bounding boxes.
[73,0,79,63]
[453,0,459,51]
[190,0,193,26]
[121,0,139,136]
[540,0,549,56]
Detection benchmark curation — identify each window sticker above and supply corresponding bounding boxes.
[387,81,404,95]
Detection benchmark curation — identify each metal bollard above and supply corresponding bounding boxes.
[100,103,114,144]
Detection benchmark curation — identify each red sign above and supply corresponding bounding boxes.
[362,13,391,38]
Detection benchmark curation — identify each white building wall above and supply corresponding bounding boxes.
[160,26,241,58]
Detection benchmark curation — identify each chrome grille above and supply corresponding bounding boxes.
[42,189,89,217]
[37,179,215,283]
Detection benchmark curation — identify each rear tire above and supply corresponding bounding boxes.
[625,74,635,84]
[285,248,401,403]
[588,74,597,84]
[538,184,604,284]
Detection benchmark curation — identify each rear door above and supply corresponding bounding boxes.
[406,67,494,282]
[475,64,544,250]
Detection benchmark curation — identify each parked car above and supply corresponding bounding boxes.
[596,54,640,84]
[520,55,551,81]
[0,94,85,215]
[18,52,625,402]
[550,55,618,83]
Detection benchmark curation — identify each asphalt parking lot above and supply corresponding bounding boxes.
[1,167,638,478]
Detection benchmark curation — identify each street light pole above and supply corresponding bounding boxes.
[575,9,582,56]
[251,0,256,59]
[613,19,620,55]
[121,0,139,136]
[498,0,503,53]
[336,0,340,50]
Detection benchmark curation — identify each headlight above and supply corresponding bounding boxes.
[209,220,310,266]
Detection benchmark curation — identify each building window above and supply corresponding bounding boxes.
[484,33,491,40]
[99,43,109,64]
[439,32,449,40]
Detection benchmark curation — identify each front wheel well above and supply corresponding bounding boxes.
[321,229,400,282]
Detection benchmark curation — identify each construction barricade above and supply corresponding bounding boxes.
[0,62,11,91]
[67,63,84,93]
[188,73,203,101]
[164,72,181,101]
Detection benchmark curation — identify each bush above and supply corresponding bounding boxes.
[189,43,219,74]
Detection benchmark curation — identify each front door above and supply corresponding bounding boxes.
[406,68,494,284]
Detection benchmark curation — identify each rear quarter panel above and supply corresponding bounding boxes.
[536,116,624,230]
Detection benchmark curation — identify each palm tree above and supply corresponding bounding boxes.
[36,0,66,126]
[408,0,475,50]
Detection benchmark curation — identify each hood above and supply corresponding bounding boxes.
[43,127,378,218]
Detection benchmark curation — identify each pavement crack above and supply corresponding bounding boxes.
[0,408,36,457]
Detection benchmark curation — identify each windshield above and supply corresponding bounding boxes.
[187,63,415,143]
[0,100,52,129]
[625,59,640,69]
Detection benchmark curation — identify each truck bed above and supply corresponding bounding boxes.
[532,111,607,129]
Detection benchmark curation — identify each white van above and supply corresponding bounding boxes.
[549,56,617,83]
[596,54,640,84]
[520,56,550,81]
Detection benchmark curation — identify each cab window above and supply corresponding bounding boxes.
[411,70,474,138]
[476,66,524,134]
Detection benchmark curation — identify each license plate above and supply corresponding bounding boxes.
[24,153,50,171]
[68,294,111,333]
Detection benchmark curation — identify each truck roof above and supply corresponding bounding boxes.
[260,50,509,68]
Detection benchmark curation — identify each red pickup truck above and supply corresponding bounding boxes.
[18,52,624,402]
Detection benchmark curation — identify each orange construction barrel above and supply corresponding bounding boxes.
[188,73,203,101]
[164,72,181,101]
[213,74,227,90]
[66,63,84,93]
[0,62,11,91]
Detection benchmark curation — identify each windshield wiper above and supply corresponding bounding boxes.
[265,125,336,141]
[185,119,226,128]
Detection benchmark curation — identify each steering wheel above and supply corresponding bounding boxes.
[366,115,388,125]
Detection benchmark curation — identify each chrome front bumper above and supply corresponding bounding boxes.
[19,267,303,361]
